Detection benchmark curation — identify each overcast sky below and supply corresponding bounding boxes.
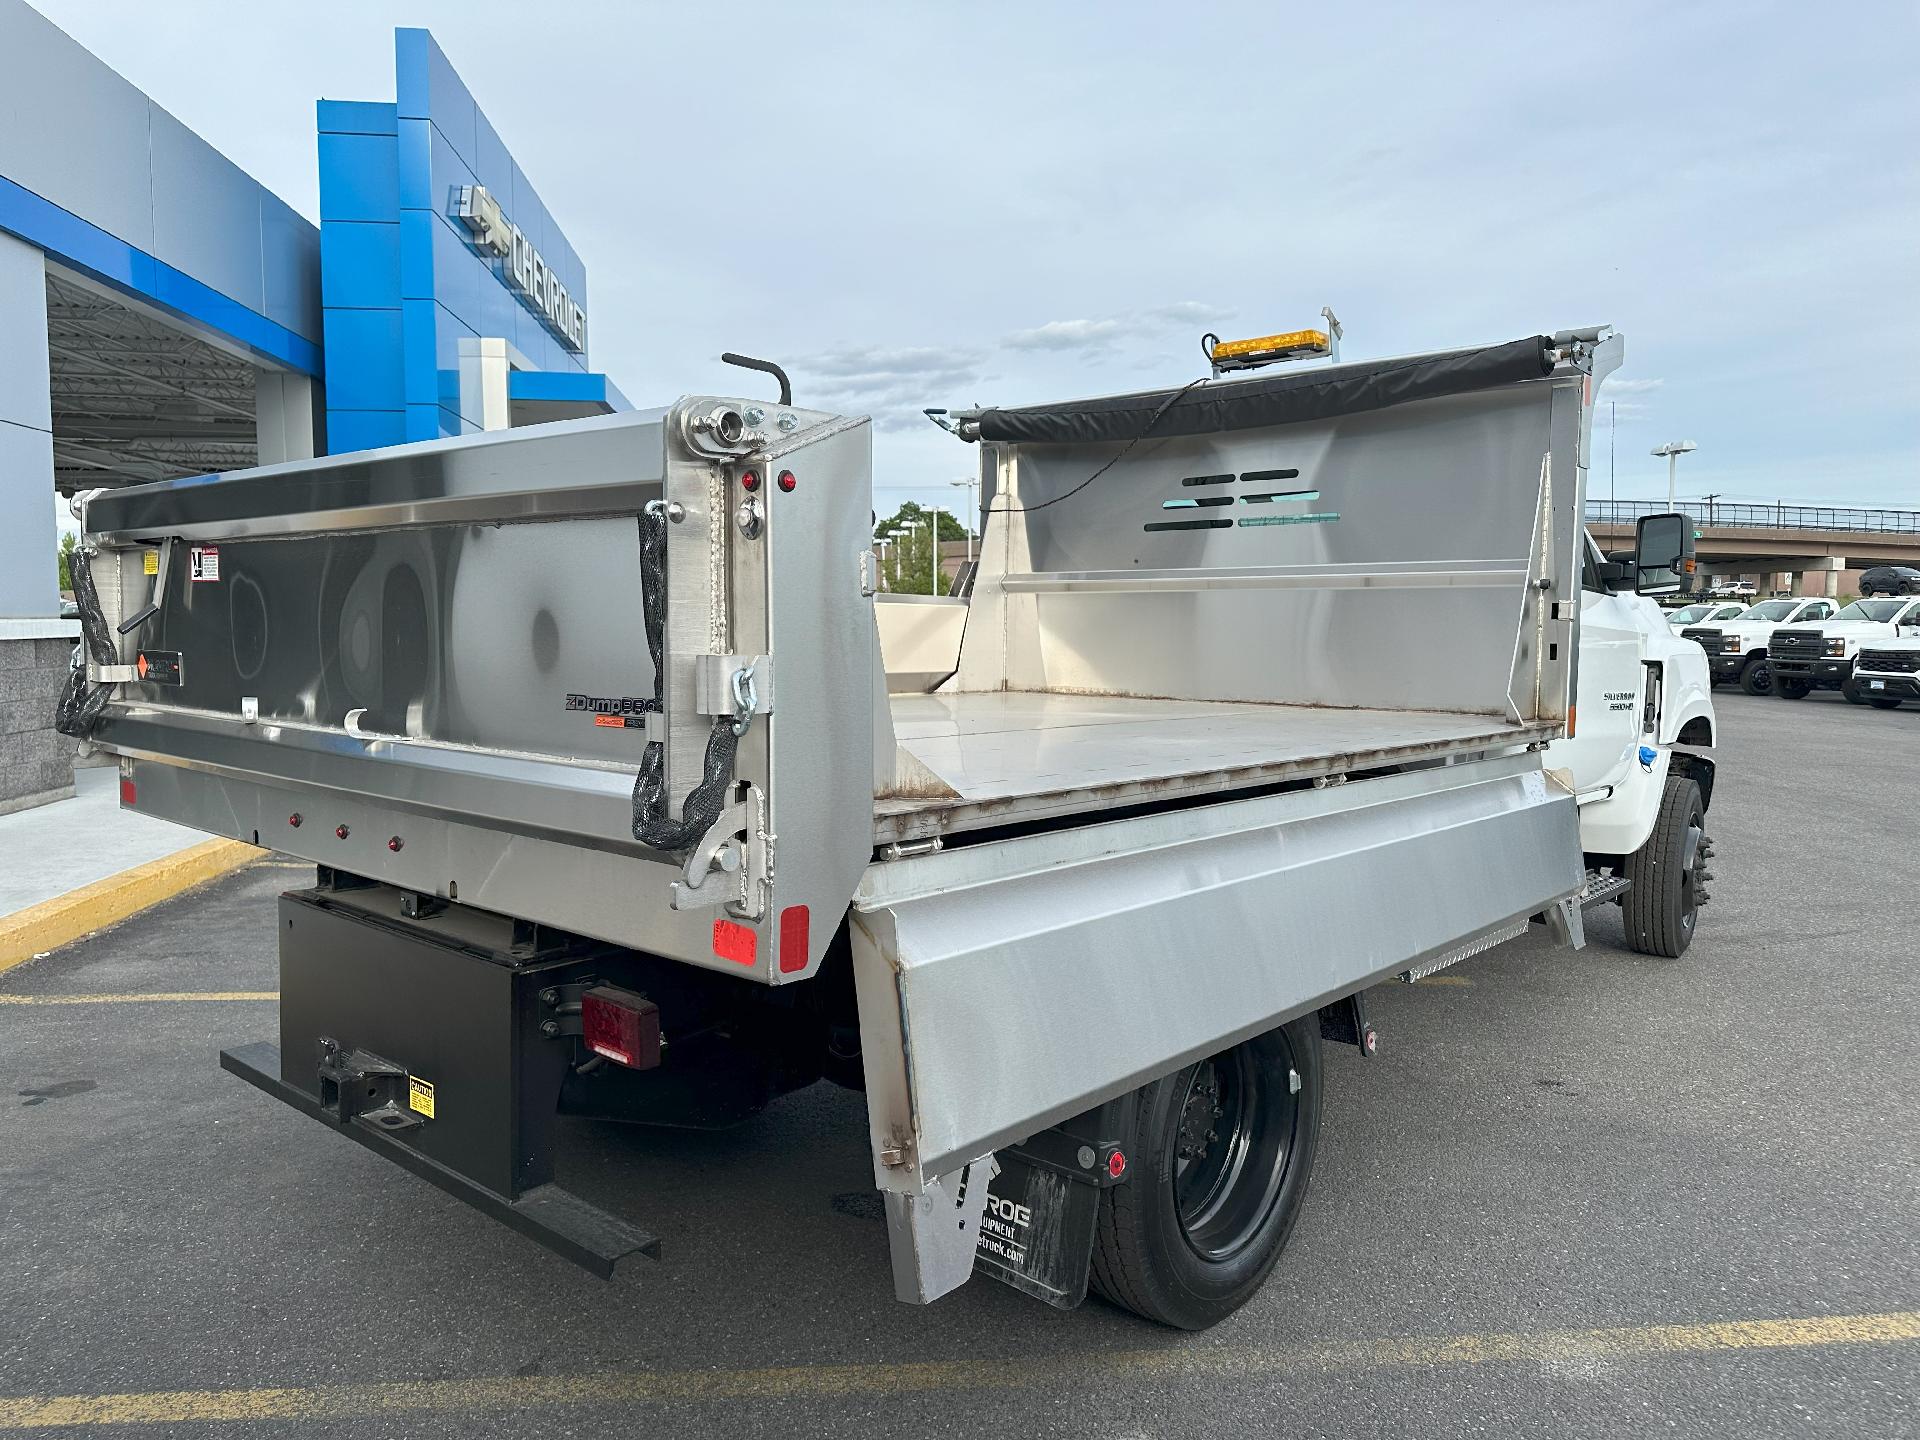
[30,0,1919,521]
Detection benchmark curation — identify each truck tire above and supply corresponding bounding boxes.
[1622,775,1707,959]
[1842,676,1865,705]
[1869,696,1902,710]
[1738,657,1773,696]
[1090,1015,1321,1330]
[1775,678,1811,699]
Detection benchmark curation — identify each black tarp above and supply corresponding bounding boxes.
[970,336,1554,445]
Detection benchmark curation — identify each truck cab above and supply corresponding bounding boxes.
[1680,595,1838,696]
[1771,597,1920,702]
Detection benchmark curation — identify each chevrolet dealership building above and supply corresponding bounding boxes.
[0,2,622,810]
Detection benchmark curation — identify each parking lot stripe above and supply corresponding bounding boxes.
[0,838,262,976]
[0,991,277,1005]
[0,1310,1914,1429]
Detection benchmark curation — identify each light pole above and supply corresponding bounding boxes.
[930,505,941,596]
[950,476,976,570]
[1651,440,1697,511]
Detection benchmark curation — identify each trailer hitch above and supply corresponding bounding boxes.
[315,1037,423,1133]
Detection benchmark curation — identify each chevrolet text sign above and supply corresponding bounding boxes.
[453,185,587,353]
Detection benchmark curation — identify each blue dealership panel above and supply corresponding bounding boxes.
[319,28,598,452]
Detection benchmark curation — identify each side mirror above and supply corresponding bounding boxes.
[1634,512,1696,596]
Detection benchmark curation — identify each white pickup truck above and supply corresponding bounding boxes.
[1666,601,1746,632]
[1851,615,1920,710]
[1678,595,1838,695]
[1768,597,1920,703]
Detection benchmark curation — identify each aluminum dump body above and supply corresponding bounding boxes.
[70,331,1616,1305]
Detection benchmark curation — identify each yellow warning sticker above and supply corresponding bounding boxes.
[143,550,159,575]
[407,1075,436,1119]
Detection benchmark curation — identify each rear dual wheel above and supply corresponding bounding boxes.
[1091,1016,1322,1330]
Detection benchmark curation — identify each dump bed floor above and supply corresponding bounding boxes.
[875,691,1555,843]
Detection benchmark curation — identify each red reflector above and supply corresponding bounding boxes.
[776,469,796,493]
[1107,1149,1127,1179]
[778,905,811,973]
[581,985,661,1070]
[713,919,757,966]
[119,778,136,806]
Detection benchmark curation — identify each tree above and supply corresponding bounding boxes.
[873,501,969,544]
[874,501,972,595]
[57,532,78,592]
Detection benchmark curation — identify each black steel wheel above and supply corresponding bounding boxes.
[1739,657,1773,696]
[1090,1016,1321,1329]
[1842,676,1867,705]
[1869,696,1903,710]
[1622,774,1709,958]
[1775,678,1812,700]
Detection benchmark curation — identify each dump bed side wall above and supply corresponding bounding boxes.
[958,377,1586,724]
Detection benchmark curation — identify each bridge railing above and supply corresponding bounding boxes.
[1585,499,1920,535]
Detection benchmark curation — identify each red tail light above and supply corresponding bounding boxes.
[581,985,661,1070]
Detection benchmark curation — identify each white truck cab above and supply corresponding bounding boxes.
[1678,595,1838,696]
[1851,616,1920,710]
[1546,528,1717,955]
[1769,597,1920,703]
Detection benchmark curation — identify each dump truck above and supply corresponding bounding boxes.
[61,324,1711,1329]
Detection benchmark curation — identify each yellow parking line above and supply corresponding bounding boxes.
[0,839,262,976]
[0,1310,1913,1429]
[0,991,277,1005]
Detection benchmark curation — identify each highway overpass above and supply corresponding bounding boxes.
[1587,500,1920,597]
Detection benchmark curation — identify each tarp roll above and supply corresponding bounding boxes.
[970,336,1555,445]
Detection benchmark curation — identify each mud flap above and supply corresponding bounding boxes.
[974,1153,1103,1309]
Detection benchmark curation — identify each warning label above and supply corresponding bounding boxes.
[407,1075,436,1119]
[143,549,159,576]
[188,546,220,582]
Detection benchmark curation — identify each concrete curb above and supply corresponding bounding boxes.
[0,838,263,976]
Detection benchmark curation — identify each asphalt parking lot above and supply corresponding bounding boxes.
[3,688,1917,1438]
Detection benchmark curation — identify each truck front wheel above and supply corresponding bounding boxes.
[1090,1015,1321,1330]
[1739,657,1773,696]
[1775,678,1812,699]
[1622,775,1708,958]
[1869,696,1903,710]
[1841,676,1866,705]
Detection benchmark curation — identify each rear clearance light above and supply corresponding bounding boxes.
[740,468,761,491]
[776,469,797,493]
[581,985,661,1070]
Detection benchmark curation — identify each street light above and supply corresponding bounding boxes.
[1651,440,1697,511]
[950,477,976,571]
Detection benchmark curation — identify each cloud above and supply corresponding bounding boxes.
[1002,301,1235,354]
[791,344,988,431]
[1002,318,1130,352]
[1600,377,1664,395]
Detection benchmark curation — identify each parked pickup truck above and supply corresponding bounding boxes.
[60,325,1715,1330]
[1680,595,1838,695]
[1851,618,1920,709]
[1666,601,1747,631]
[1768,597,1920,702]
